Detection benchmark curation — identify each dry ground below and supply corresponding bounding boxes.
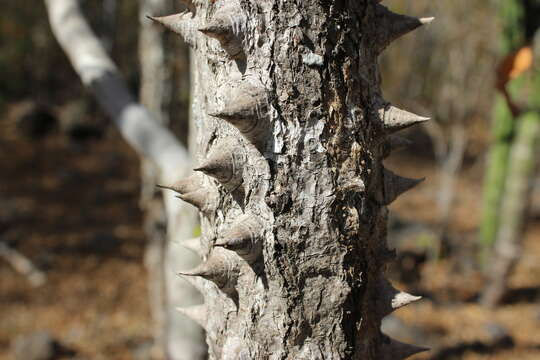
[1,123,539,359]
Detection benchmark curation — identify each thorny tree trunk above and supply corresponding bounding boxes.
[154,0,432,358]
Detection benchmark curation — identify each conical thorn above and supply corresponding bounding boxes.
[378,277,422,317]
[158,175,201,195]
[195,140,245,191]
[209,80,269,148]
[178,272,207,295]
[380,334,429,359]
[177,248,240,291]
[214,215,263,262]
[375,4,434,53]
[382,168,424,205]
[177,188,217,213]
[379,104,430,134]
[148,13,197,46]
[198,4,245,59]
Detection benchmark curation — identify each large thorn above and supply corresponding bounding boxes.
[158,175,201,195]
[378,103,430,134]
[198,3,245,59]
[177,188,218,214]
[178,272,207,295]
[176,304,207,329]
[377,278,422,317]
[215,214,263,263]
[375,4,434,53]
[382,135,412,158]
[380,334,429,360]
[209,80,269,149]
[194,139,245,192]
[177,248,239,292]
[148,13,198,46]
[382,168,424,205]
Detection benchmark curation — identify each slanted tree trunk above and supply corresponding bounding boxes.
[154,1,432,358]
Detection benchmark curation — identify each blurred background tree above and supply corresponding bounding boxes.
[480,0,540,307]
[2,0,204,359]
[479,0,528,265]
[381,0,498,259]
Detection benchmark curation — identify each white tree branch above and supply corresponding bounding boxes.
[44,0,189,180]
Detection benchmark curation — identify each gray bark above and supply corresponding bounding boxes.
[156,1,432,358]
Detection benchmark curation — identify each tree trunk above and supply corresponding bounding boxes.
[139,1,206,358]
[138,0,173,357]
[481,111,540,307]
[479,0,523,263]
[479,94,515,264]
[479,0,540,304]
[155,1,431,358]
[100,0,117,52]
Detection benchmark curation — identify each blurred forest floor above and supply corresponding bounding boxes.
[2,0,538,359]
[0,115,539,360]
[0,125,153,359]
[386,145,540,360]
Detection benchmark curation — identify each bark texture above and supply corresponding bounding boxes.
[156,0,432,359]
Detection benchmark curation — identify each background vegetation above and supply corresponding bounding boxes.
[1,0,539,359]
